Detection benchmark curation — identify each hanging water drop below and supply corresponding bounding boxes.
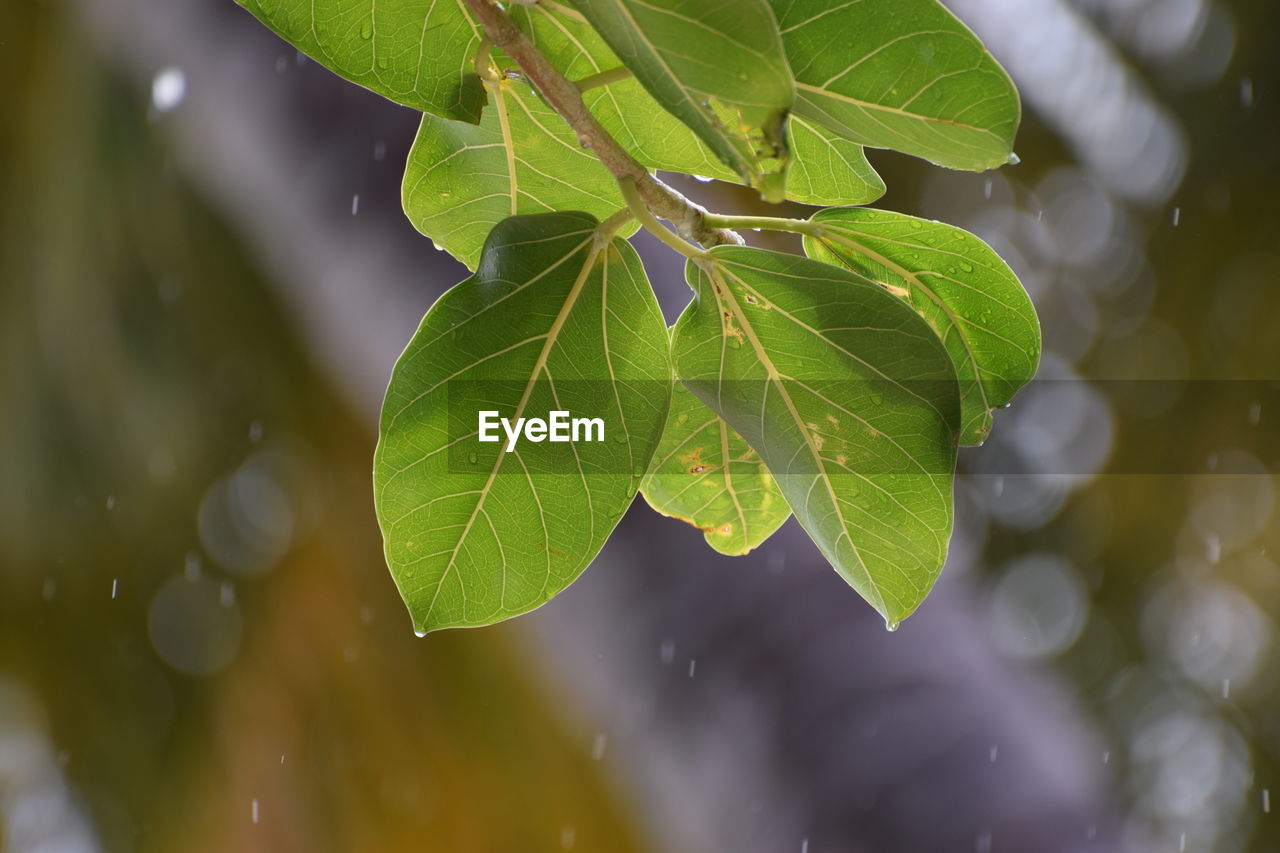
[885,619,900,632]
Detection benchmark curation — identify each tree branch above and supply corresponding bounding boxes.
[462,0,742,248]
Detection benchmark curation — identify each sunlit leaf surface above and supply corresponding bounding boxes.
[571,0,795,200]
[402,76,626,270]
[771,0,1020,170]
[374,213,671,632]
[805,208,1040,444]
[642,384,790,555]
[672,247,960,624]
[236,0,485,121]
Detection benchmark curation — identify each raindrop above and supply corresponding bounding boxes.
[959,262,974,273]
[414,630,427,638]
[220,581,236,607]
[693,175,713,183]
[675,412,689,426]
[989,745,998,763]
[468,452,478,464]
[1171,207,1181,226]
[1264,788,1271,813]
[885,620,900,632]
[106,495,116,510]
[111,578,119,599]
[249,421,264,443]
[801,840,809,853]
[1205,533,1221,564]
[360,20,373,39]
[151,67,187,113]
[1241,77,1254,107]
[42,578,56,601]
[659,639,675,664]
[1249,401,1261,425]
[373,141,387,162]
[431,241,445,252]
[976,829,992,853]
[275,56,289,75]
[251,799,260,824]
[351,194,360,216]
[688,659,697,677]
[1222,678,1231,699]
[1102,750,1110,764]
[184,551,202,581]
[983,179,993,200]
[910,221,922,230]
[592,733,607,760]
[561,825,576,850]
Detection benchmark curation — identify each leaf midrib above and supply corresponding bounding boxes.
[421,237,602,625]
[702,259,888,615]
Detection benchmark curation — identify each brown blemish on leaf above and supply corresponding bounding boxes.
[680,447,715,475]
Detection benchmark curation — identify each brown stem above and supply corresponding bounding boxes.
[462,0,742,248]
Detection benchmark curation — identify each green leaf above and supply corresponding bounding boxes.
[641,383,789,555]
[672,247,960,625]
[402,76,628,269]
[786,117,886,207]
[521,2,882,206]
[570,0,795,200]
[235,0,485,122]
[771,0,1020,171]
[518,2,737,182]
[804,208,1040,445]
[373,212,671,632]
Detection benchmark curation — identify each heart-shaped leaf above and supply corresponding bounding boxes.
[672,247,960,625]
[805,208,1040,444]
[374,212,671,632]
